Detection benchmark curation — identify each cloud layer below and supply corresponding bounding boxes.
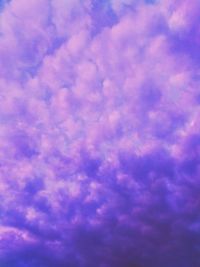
[0,0,200,266]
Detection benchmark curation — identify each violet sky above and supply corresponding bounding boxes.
[0,0,200,266]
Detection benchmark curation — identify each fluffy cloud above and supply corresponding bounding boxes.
[0,0,200,266]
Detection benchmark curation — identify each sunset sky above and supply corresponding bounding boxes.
[0,0,200,266]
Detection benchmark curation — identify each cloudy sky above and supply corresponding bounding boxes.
[0,0,200,266]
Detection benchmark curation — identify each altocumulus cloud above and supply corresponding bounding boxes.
[0,0,200,266]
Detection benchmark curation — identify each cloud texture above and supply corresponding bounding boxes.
[0,0,200,266]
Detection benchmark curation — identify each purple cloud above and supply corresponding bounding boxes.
[0,0,200,266]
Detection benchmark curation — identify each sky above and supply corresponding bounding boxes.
[0,0,200,266]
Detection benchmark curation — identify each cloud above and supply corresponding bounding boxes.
[0,0,200,266]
